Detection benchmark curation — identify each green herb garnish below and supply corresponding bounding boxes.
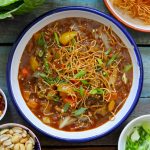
[97,58,103,66]
[89,88,104,95]
[81,80,89,85]
[74,70,86,79]
[63,103,70,112]
[107,54,118,66]
[54,32,60,47]
[123,64,132,72]
[73,107,87,116]
[105,48,112,55]
[37,32,47,48]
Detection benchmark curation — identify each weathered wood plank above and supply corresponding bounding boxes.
[0,46,149,146]
[42,147,117,150]
[0,0,149,44]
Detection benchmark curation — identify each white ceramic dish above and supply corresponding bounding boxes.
[104,0,150,32]
[0,88,7,121]
[118,115,150,150]
[7,6,143,142]
[0,123,41,149]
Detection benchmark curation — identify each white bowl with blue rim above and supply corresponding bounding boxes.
[7,6,143,142]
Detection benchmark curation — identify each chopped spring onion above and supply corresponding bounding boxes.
[105,48,112,55]
[37,32,47,48]
[79,86,85,97]
[123,64,132,72]
[81,80,89,85]
[63,103,70,112]
[73,107,87,116]
[54,32,60,47]
[107,54,118,66]
[89,88,104,95]
[38,49,44,57]
[44,59,51,74]
[97,58,103,66]
[53,95,60,102]
[74,70,86,78]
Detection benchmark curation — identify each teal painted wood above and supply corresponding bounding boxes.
[0,46,149,146]
[0,0,149,44]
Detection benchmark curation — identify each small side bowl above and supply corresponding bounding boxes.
[0,88,7,121]
[104,0,150,32]
[118,115,150,150]
[0,123,41,149]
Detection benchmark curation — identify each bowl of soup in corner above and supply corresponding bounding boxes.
[7,6,143,142]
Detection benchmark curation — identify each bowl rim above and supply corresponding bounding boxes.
[118,114,150,150]
[0,123,41,149]
[103,0,150,32]
[0,88,7,121]
[6,6,143,142]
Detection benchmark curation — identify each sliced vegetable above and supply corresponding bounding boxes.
[81,80,89,85]
[59,116,76,129]
[130,128,140,142]
[27,100,38,109]
[57,84,75,96]
[122,73,128,84]
[79,86,85,97]
[107,53,118,66]
[97,58,103,66]
[44,59,50,74]
[102,71,108,77]
[110,92,118,101]
[63,96,76,107]
[63,103,70,112]
[105,48,112,55]
[37,32,46,48]
[38,49,44,57]
[89,88,104,95]
[108,100,115,112]
[23,91,31,101]
[42,116,50,124]
[73,107,87,116]
[21,67,29,77]
[59,31,77,45]
[53,95,60,102]
[142,122,150,134]
[54,32,60,47]
[94,106,107,116]
[74,70,86,79]
[30,56,39,71]
[123,64,132,72]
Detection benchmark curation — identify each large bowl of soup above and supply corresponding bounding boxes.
[7,6,143,142]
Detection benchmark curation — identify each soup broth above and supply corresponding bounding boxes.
[18,18,133,131]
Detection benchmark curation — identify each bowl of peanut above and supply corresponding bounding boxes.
[0,123,41,149]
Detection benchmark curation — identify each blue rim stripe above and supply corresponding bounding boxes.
[6,6,143,143]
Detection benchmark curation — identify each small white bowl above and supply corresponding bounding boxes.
[0,123,41,149]
[0,88,7,121]
[104,0,150,32]
[118,115,150,150]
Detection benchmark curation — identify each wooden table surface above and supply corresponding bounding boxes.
[0,0,150,149]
